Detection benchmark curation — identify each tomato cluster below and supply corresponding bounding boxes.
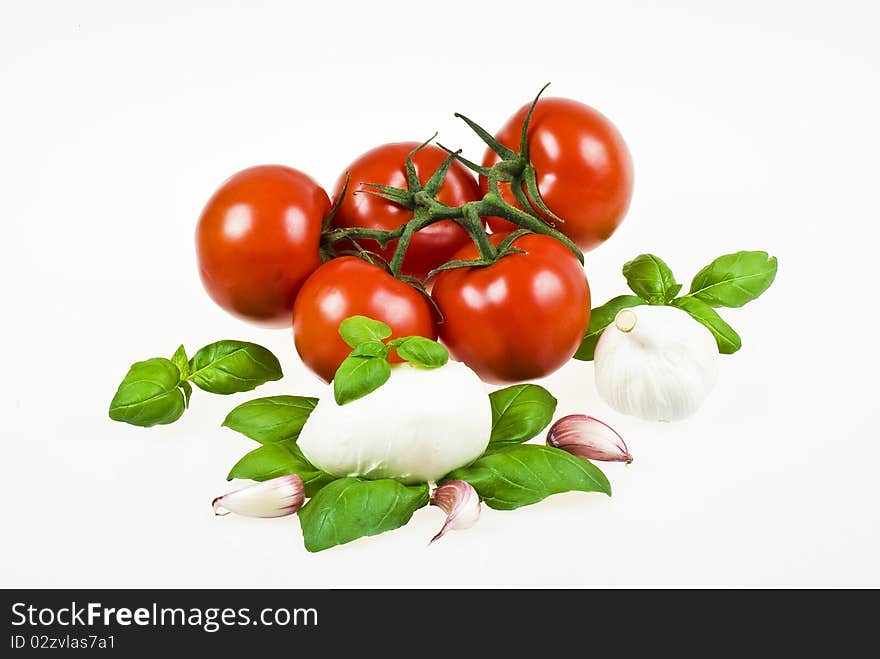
[196,92,633,384]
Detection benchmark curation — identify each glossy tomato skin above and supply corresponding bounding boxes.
[432,234,590,384]
[292,256,438,382]
[481,98,633,252]
[196,165,329,328]
[331,143,482,280]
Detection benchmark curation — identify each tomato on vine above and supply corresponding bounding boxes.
[468,95,633,252]
[329,142,483,281]
[292,256,438,382]
[431,233,590,384]
[196,165,330,328]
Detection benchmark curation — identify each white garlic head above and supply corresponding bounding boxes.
[594,305,719,421]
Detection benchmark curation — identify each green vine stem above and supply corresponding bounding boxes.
[321,225,404,249]
[321,173,350,232]
[388,206,431,276]
[320,85,585,282]
[461,204,497,261]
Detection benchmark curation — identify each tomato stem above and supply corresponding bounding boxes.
[404,135,438,192]
[322,225,405,249]
[461,204,497,261]
[478,182,583,262]
[453,112,517,160]
[436,142,491,176]
[522,164,564,225]
[519,82,552,159]
[321,89,587,284]
[389,206,433,276]
[321,172,350,231]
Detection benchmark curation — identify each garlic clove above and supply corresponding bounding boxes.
[212,475,305,518]
[430,480,481,543]
[547,414,633,464]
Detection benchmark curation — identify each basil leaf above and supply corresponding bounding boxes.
[338,315,392,348]
[488,384,557,446]
[222,395,317,444]
[686,251,778,308]
[170,344,189,379]
[573,295,647,361]
[390,336,448,368]
[445,444,610,510]
[298,478,429,552]
[622,254,681,304]
[227,443,333,497]
[188,340,282,395]
[351,340,390,358]
[179,381,193,409]
[109,358,185,427]
[672,297,742,354]
[333,355,391,405]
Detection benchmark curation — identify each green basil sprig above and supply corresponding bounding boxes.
[574,250,777,358]
[222,395,317,444]
[109,341,282,427]
[672,297,742,354]
[444,444,611,510]
[108,358,188,427]
[228,443,334,498]
[334,354,392,406]
[333,316,448,405]
[622,254,681,304]
[488,384,557,447]
[687,251,778,307]
[298,478,430,552]
[223,394,333,497]
[387,336,448,367]
[187,341,283,395]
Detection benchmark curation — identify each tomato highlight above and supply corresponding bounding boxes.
[196,165,329,328]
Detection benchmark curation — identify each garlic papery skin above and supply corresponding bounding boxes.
[547,414,632,463]
[212,475,305,518]
[594,305,719,422]
[298,362,491,485]
[430,480,481,543]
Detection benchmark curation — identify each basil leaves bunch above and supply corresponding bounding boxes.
[223,380,610,552]
[222,392,426,551]
[333,316,449,405]
[109,341,283,427]
[575,250,778,360]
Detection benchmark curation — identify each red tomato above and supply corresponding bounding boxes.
[196,165,329,328]
[330,143,482,280]
[481,98,633,252]
[292,256,438,382]
[431,233,590,384]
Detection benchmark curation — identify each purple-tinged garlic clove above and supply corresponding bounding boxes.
[212,474,305,518]
[547,414,633,464]
[430,480,480,543]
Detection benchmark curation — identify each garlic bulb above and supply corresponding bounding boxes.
[594,305,719,421]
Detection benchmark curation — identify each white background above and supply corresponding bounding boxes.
[2,0,878,588]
